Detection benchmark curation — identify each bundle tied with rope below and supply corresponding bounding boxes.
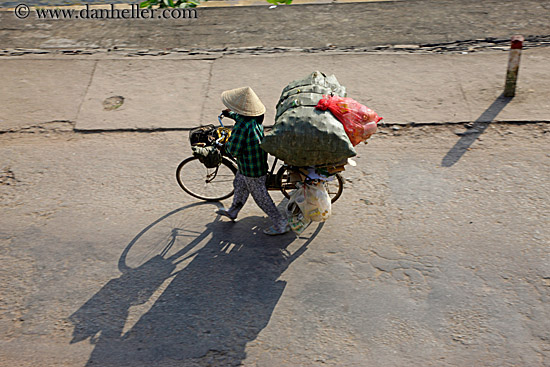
[260,71,357,167]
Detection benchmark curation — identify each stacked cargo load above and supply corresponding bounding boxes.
[260,71,357,167]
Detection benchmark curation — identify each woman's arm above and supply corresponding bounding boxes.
[222,109,239,121]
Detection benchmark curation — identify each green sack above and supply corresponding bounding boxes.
[276,92,327,120]
[277,84,344,108]
[261,71,355,167]
[280,71,347,98]
[192,145,222,168]
[261,106,356,167]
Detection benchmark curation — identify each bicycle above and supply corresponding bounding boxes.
[176,115,345,203]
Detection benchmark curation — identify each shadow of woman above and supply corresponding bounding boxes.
[69,203,323,367]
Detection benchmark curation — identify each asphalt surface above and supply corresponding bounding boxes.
[1,0,550,50]
[1,124,550,366]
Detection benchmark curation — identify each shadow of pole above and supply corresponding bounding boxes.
[441,94,513,167]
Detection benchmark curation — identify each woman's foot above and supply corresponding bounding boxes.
[215,208,236,222]
[263,224,290,236]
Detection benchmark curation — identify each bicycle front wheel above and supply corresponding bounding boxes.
[176,157,237,201]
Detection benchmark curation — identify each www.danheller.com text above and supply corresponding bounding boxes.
[29,4,198,19]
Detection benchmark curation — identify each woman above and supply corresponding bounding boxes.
[215,86,289,236]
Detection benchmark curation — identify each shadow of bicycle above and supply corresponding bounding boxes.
[69,202,323,366]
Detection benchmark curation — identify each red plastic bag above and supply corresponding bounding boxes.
[316,95,382,146]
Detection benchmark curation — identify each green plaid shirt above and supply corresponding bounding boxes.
[226,112,268,178]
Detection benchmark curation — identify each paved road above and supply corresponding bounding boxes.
[1,123,549,366]
[1,0,550,49]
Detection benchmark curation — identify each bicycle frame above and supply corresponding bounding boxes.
[179,115,344,203]
[221,150,283,191]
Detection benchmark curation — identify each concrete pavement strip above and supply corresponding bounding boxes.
[0,48,549,132]
[197,49,550,128]
[77,59,214,131]
[0,59,95,132]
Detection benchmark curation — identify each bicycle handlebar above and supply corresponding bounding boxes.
[215,115,228,146]
[215,135,225,146]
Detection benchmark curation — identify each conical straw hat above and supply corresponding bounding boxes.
[221,87,266,117]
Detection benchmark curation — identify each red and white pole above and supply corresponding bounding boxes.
[504,35,524,97]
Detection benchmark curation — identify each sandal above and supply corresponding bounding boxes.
[215,209,236,222]
[263,225,290,236]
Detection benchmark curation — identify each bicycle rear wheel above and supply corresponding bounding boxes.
[276,166,345,203]
[176,157,237,201]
